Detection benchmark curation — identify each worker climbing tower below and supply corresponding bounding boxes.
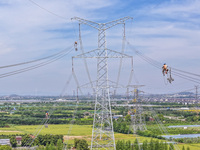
[72,17,132,149]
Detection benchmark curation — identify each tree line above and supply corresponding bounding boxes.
[116,139,190,150]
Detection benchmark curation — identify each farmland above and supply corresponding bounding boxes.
[0,100,200,149]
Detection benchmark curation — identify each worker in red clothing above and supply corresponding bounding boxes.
[162,63,168,76]
[46,112,49,119]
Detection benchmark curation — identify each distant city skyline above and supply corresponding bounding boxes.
[0,0,200,95]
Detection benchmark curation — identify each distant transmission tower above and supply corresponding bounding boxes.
[72,17,132,149]
[195,85,198,101]
[129,85,146,134]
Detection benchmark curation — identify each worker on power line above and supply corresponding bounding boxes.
[46,111,49,119]
[162,63,168,76]
[74,41,78,51]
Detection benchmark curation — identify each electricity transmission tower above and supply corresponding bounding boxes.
[129,85,146,134]
[72,17,132,149]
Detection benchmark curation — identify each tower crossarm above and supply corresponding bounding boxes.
[103,16,133,30]
[73,49,132,58]
[71,17,99,30]
[72,16,133,30]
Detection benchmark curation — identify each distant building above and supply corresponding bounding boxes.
[16,136,22,145]
[113,115,123,120]
[149,117,154,121]
[29,135,35,139]
[180,107,189,110]
[0,139,11,146]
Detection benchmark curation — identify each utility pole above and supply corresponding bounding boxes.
[72,17,132,149]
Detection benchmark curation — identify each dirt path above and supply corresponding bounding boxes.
[0,130,21,132]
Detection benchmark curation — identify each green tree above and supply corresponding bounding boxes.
[125,114,131,122]
[182,146,185,150]
[164,142,168,150]
[49,142,56,150]
[116,140,122,150]
[142,140,148,150]
[155,140,159,150]
[77,139,89,150]
[149,139,154,150]
[45,143,49,150]
[187,147,190,150]
[67,144,72,150]
[36,146,45,150]
[169,143,174,150]
[21,134,32,146]
[57,139,63,150]
[133,139,139,150]
[159,142,164,150]
[10,136,17,147]
[125,140,131,150]
[74,138,80,148]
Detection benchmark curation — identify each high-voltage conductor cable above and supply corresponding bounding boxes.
[28,0,68,21]
[0,48,70,69]
[19,49,73,147]
[127,42,200,84]
[144,96,180,150]
[71,58,83,95]
[0,51,68,78]
[115,23,126,94]
[78,24,95,94]
[0,47,73,78]
[171,72,200,84]
[26,72,75,147]
[149,109,180,150]
[127,57,134,87]
[24,99,57,147]
[1,48,73,145]
[63,89,80,150]
[135,51,200,84]
[60,73,73,96]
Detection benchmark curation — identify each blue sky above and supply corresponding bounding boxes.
[0,0,200,96]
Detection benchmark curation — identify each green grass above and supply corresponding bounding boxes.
[0,124,93,137]
[0,124,199,149]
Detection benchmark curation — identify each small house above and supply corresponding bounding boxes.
[16,136,22,145]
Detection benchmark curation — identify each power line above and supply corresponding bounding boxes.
[127,42,200,84]
[28,0,68,21]
[0,48,71,69]
[0,47,73,78]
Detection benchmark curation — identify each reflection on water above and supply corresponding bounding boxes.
[168,125,200,128]
[163,134,200,139]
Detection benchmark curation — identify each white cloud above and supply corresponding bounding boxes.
[0,0,200,95]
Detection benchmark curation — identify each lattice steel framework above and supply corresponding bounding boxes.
[129,85,146,134]
[72,17,132,149]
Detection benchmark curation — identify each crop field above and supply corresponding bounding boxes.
[0,124,199,149]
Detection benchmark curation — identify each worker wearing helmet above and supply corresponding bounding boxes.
[162,63,168,76]
[74,41,78,51]
[46,112,49,119]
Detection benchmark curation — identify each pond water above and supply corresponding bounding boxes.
[168,125,200,128]
[163,134,200,139]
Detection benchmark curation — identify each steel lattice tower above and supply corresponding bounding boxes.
[72,17,132,149]
[129,85,146,134]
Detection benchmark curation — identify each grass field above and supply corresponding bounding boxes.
[0,124,200,149]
